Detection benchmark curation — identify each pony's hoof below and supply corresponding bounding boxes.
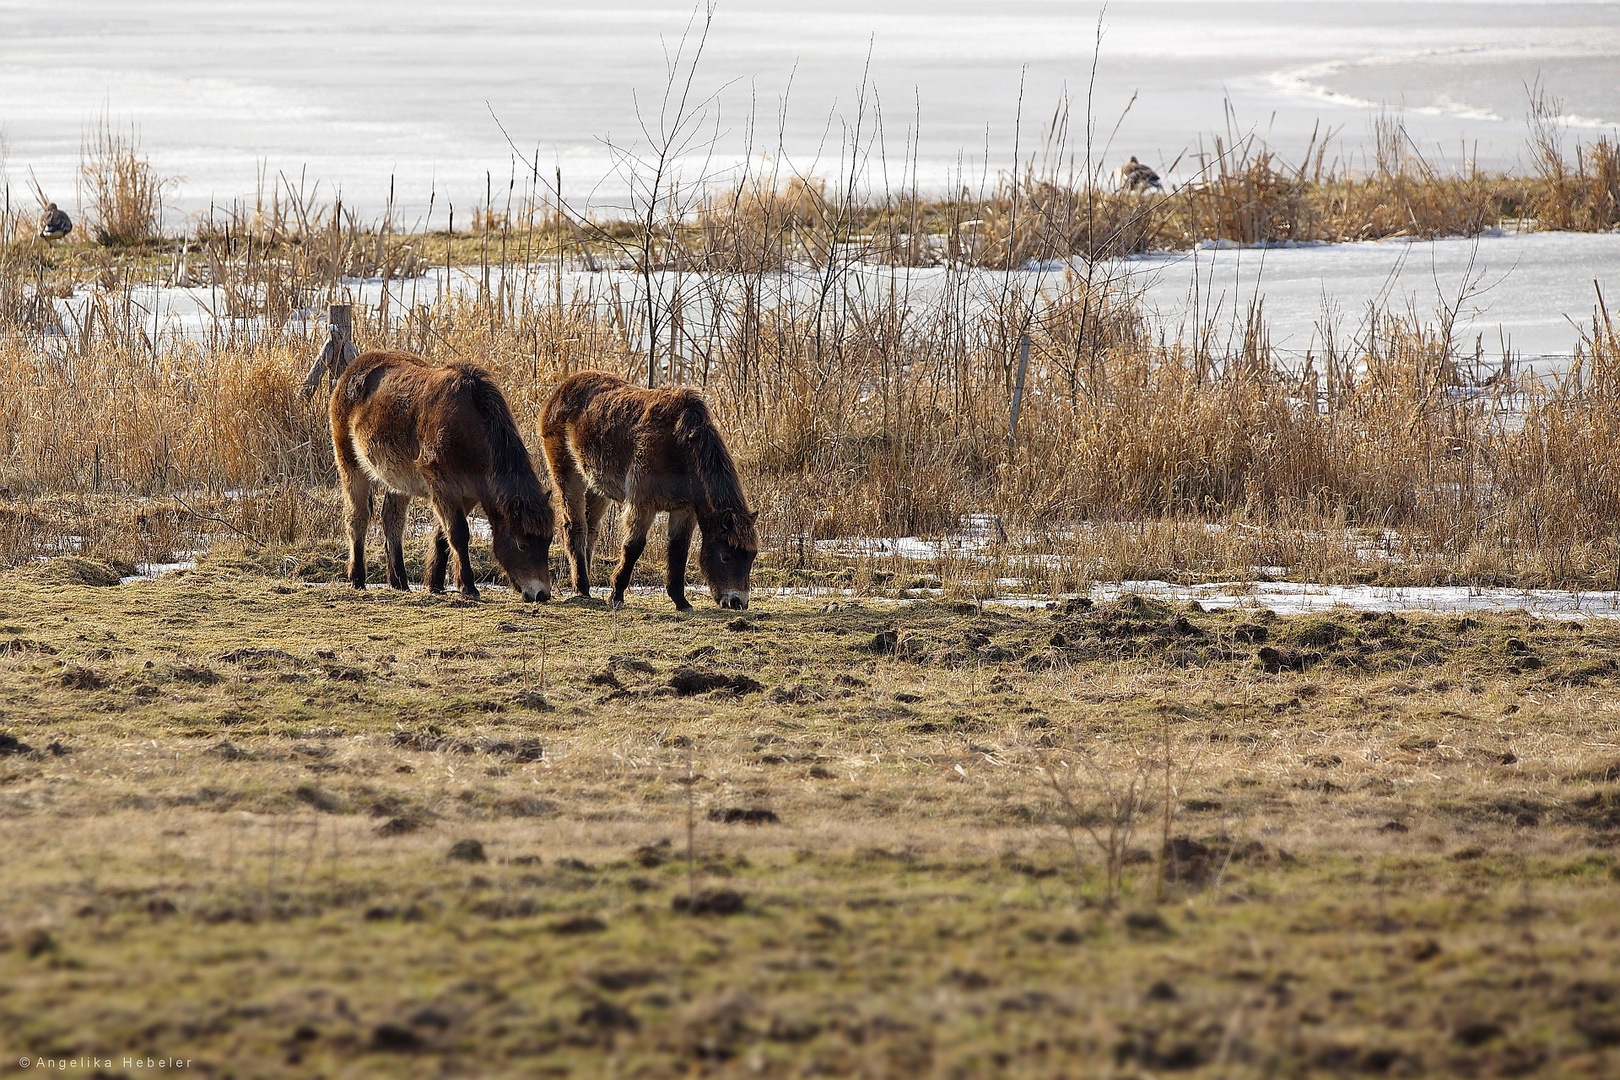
[459,588,481,601]
[673,600,693,613]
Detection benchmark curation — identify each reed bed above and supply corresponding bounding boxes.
[3,117,1620,591]
[2,246,1620,592]
[4,117,1616,289]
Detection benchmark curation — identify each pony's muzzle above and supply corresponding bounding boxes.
[718,590,749,610]
[521,582,552,603]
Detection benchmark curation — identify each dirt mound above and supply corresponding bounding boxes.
[20,556,130,587]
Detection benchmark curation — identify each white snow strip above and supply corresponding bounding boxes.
[120,558,198,584]
[118,569,1620,621]
[987,581,1620,622]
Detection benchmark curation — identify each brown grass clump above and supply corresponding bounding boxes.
[690,177,833,272]
[1529,85,1620,232]
[79,116,170,246]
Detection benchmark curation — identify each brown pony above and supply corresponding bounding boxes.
[541,371,757,610]
[331,350,554,601]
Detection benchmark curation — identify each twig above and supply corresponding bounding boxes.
[170,492,255,543]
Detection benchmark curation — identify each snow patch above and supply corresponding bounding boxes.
[991,580,1620,622]
[120,557,198,584]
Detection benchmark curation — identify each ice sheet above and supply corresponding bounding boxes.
[112,553,1620,621]
[1055,580,1620,622]
[33,230,1618,372]
[1,2,1615,219]
[1125,231,1620,370]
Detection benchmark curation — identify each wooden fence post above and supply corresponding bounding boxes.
[300,303,359,401]
[1008,333,1032,440]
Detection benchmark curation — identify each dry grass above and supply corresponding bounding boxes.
[2,567,1620,1076]
[4,115,1620,593]
[79,118,170,246]
[1529,86,1620,233]
[4,255,1620,591]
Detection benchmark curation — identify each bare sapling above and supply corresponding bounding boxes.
[1041,746,1155,908]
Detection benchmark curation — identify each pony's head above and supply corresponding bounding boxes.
[699,507,758,610]
[492,496,555,602]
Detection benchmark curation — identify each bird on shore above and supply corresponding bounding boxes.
[1115,157,1162,193]
[39,203,73,240]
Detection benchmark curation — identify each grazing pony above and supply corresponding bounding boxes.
[330,350,554,601]
[541,371,757,610]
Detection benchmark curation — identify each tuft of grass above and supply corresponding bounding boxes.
[79,115,171,246]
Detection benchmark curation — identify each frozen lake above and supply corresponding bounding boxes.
[1127,230,1620,372]
[1,2,1617,221]
[44,230,1618,371]
[117,563,1620,622]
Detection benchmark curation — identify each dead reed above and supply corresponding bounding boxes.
[1529,84,1620,232]
[4,239,1620,594]
[79,117,170,246]
[4,113,1620,590]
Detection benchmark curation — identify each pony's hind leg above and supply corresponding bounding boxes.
[434,501,480,599]
[583,491,610,582]
[425,526,450,594]
[665,508,696,612]
[610,503,658,606]
[340,465,374,590]
[380,492,411,590]
[552,455,592,597]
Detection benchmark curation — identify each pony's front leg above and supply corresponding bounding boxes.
[380,492,411,590]
[341,469,374,590]
[435,502,480,599]
[425,526,450,594]
[609,504,657,606]
[665,508,696,612]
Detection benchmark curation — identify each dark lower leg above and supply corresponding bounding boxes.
[577,493,610,596]
[426,528,449,593]
[610,506,656,604]
[666,510,695,611]
[444,511,478,598]
[568,520,591,595]
[345,487,372,590]
[610,537,646,603]
[560,478,591,596]
[380,493,410,590]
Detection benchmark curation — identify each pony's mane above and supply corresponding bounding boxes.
[672,391,756,549]
[458,365,554,534]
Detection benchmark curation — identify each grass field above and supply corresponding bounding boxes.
[8,81,1620,1080]
[3,554,1620,1077]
